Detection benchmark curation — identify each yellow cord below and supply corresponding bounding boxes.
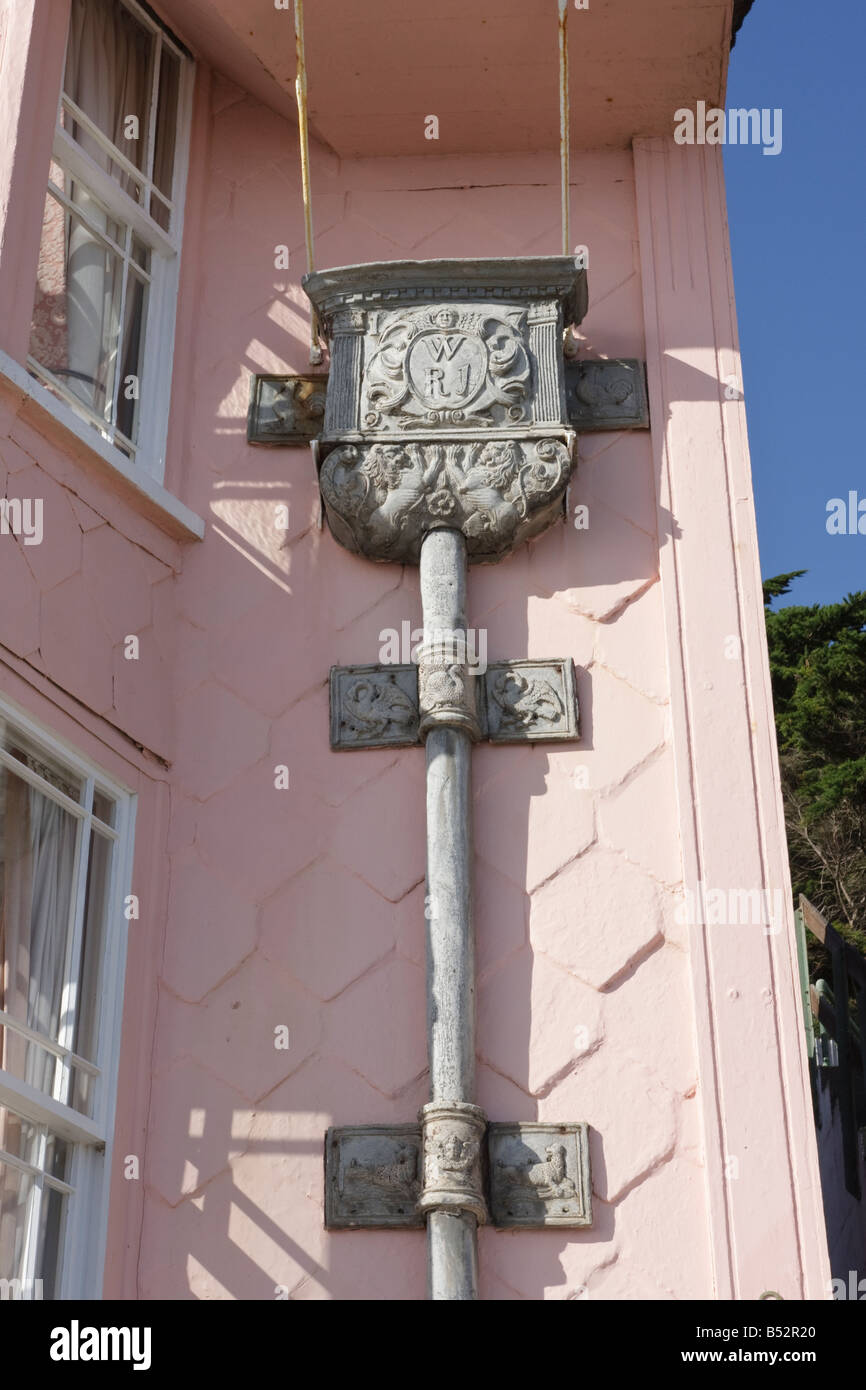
[294,0,324,364]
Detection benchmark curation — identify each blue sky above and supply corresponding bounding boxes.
[724,0,866,608]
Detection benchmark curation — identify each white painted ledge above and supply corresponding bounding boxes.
[0,349,205,542]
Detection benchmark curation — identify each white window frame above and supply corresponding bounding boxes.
[26,0,194,484]
[0,694,137,1300]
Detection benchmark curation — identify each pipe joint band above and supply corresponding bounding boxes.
[417,1102,488,1224]
[417,641,482,741]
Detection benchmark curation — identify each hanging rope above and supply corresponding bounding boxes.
[558,0,570,257]
[293,0,323,364]
[294,1,571,356]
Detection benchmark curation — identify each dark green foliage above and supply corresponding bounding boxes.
[763,573,866,972]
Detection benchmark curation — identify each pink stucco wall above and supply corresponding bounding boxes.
[0,1,830,1301]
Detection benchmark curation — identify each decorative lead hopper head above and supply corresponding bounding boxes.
[303,257,588,565]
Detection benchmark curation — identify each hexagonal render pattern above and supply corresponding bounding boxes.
[0,70,704,1300]
[143,119,699,1297]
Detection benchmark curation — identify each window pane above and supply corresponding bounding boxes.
[64,0,155,179]
[91,790,115,827]
[0,726,82,803]
[0,764,79,1096]
[36,1183,67,1299]
[44,1133,70,1184]
[0,715,124,1302]
[149,190,171,233]
[153,46,180,201]
[0,1108,40,1167]
[29,185,124,422]
[27,186,70,384]
[70,831,112,1115]
[116,269,148,445]
[29,184,146,447]
[131,236,150,275]
[63,192,124,423]
[0,1160,35,1295]
[0,1109,70,1300]
[58,106,145,207]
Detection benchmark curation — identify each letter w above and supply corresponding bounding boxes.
[428,336,461,361]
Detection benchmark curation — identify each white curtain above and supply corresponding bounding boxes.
[1,769,78,1089]
[0,770,77,1286]
[24,793,79,1093]
[64,0,151,418]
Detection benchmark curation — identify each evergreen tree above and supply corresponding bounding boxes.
[763,572,866,973]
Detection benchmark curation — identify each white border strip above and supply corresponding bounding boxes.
[0,348,204,540]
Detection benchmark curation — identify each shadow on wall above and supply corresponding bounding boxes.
[145,87,736,1297]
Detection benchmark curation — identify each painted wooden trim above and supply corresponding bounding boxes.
[634,135,831,1301]
[0,349,204,540]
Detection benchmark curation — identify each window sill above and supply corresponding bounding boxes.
[0,349,204,542]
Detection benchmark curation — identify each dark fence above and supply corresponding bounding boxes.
[797,895,866,1198]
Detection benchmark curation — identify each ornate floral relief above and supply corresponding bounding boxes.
[482,658,579,743]
[329,665,420,749]
[329,659,580,749]
[332,308,366,334]
[488,670,563,732]
[362,305,532,430]
[342,675,417,740]
[319,436,573,564]
[307,265,582,563]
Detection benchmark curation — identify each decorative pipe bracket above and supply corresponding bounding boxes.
[247,359,648,447]
[324,1120,593,1230]
[488,1122,592,1228]
[247,373,327,444]
[416,632,482,741]
[329,658,579,750]
[417,1102,488,1225]
[564,358,649,432]
[324,1125,424,1230]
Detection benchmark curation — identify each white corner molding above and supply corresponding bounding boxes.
[634,136,831,1302]
[0,349,204,542]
